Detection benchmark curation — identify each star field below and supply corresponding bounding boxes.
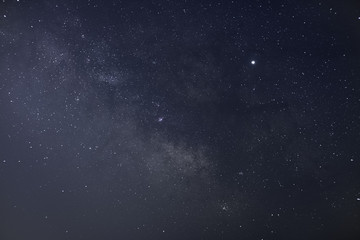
[1,0,360,239]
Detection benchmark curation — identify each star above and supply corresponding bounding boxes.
[251,60,256,65]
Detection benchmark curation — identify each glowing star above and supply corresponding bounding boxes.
[158,117,164,122]
[221,203,229,211]
[251,60,256,65]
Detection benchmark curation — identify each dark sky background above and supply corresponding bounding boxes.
[1,0,360,239]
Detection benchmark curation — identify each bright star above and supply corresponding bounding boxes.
[251,60,256,65]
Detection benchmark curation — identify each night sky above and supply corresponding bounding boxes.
[1,0,360,239]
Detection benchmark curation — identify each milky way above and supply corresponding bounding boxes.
[1,1,360,239]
